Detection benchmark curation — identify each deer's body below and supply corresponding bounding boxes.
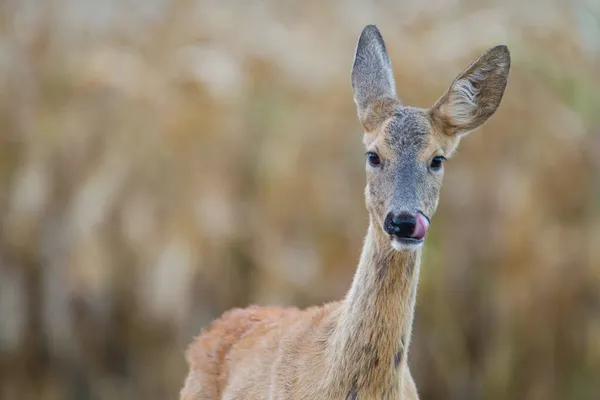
[183,227,420,399]
[181,25,510,399]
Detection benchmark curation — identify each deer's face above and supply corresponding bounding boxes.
[352,26,510,251]
[363,107,456,251]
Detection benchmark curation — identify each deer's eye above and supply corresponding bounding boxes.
[430,156,445,171]
[366,152,381,167]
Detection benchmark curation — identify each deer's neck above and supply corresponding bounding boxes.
[327,222,421,394]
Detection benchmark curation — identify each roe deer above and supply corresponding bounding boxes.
[181,25,510,399]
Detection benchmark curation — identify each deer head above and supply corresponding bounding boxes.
[352,25,510,251]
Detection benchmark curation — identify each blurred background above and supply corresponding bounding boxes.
[0,0,599,399]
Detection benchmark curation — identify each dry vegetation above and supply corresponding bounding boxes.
[0,0,599,399]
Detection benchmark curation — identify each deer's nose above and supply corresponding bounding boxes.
[384,211,430,240]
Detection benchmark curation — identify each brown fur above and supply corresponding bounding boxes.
[181,25,509,399]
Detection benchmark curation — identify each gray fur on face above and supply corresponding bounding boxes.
[379,110,434,220]
[385,109,429,153]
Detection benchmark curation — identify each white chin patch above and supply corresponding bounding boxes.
[391,238,424,251]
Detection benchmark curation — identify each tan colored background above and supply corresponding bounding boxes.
[0,0,599,399]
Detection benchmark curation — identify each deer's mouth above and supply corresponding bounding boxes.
[391,236,424,251]
[387,211,430,251]
[411,212,430,240]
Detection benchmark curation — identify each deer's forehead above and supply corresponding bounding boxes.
[385,111,429,150]
[366,109,435,161]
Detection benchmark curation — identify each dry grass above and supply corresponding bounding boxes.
[0,0,599,399]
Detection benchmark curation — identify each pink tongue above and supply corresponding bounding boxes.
[411,213,429,240]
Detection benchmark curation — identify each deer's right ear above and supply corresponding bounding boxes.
[429,45,510,137]
[351,25,399,131]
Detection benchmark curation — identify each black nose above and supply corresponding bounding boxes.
[384,212,416,238]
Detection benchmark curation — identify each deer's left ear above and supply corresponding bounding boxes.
[429,45,510,136]
[351,25,399,131]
